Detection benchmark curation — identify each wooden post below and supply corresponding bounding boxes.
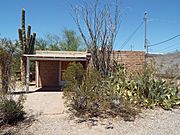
[35,61,39,87]
[25,57,30,92]
[59,61,61,86]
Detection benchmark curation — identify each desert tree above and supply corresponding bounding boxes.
[46,33,61,51]
[35,38,48,50]
[36,30,82,51]
[60,29,81,51]
[0,38,19,93]
[72,0,121,76]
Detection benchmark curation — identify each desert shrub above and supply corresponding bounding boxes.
[135,65,180,109]
[0,38,20,93]
[63,61,180,122]
[0,38,26,126]
[0,94,26,125]
[63,63,139,121]
[63,62,85,96]
[109,61,180,110]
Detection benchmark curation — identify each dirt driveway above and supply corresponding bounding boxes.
[24,91,65,115]
[16,89,179,135]
[4,86,178,135]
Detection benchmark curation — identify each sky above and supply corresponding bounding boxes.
[0,0,180,53]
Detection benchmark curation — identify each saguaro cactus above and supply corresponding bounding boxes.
[18,8,36,83]
[18,8,36,54]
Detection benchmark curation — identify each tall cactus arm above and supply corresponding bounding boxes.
[26,25,31,51]
[21,8,26,52]
[18,28,23,51]
[27,35,33,54]
[29,33,36,54]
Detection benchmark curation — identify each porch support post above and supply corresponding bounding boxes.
[25,56,30,92]
[35,61,39,87]
[59,61,61,86]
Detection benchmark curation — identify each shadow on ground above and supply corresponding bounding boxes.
[11,86,63,95]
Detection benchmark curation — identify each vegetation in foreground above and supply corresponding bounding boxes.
[0,38,26,127]
[63,62,180,121]
[0,94,25,125]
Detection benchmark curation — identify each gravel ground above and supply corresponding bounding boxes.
[20,108,180,135]
[1,91,180,135]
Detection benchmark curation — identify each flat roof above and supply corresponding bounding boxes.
[23,51,91,61]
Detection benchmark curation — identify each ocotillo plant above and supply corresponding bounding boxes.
[18,8,36,84]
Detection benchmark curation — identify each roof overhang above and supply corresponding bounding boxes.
[23,51,91,61]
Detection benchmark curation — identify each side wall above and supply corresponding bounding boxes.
[112,51,145,72]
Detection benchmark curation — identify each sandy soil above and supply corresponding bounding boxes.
[1,90,180,135]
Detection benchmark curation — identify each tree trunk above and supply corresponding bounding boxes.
[1,60,11,94]
[1,65,8,93]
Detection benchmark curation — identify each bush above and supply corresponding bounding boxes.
[63,62,180,122]
[63,62,85,96]
[0,38,26,126]
[109,61,180,110]
[0,94,25,125]
[63,63,139,121]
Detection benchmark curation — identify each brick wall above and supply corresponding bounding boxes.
[36,51,145,87]
[112,51,145,72]
[37,60,88,87]
[38,60,59,87]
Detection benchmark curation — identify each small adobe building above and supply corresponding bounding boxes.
[23,51,91,91]
[23,50,145,92]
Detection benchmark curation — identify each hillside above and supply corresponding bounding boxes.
[147,52,180,78]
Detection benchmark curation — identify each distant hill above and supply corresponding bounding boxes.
[147,52,180,78]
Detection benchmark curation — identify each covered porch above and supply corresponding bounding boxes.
[23,51,91,92]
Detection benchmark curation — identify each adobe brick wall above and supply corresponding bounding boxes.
[112,51,145,72]
[38,60,59,87]
[37,60,88,87]
[36,51,145,87]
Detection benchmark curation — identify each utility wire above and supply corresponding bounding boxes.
[149,34,180,47]
[150,18,180,24]
[120,21,143,50]
[161,46,180,53]
[155,42,180,52]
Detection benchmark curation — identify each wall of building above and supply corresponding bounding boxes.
[37,60,87,87]
[36,51,145,87]
[38,60,59,87]
[112,51,145,72]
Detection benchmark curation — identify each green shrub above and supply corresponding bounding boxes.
[63,62,180,122]
[63,62,85,97]
[0,94,25,125]
[63,63,139,121]
[109,62,180,110]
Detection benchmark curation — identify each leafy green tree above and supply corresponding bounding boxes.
[48,44,61,51]
[35,38,48,50]
[60,29,81,51]
[35,30,84,51]
[45,33,61,51]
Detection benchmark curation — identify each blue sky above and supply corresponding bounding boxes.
[0,0,180,53]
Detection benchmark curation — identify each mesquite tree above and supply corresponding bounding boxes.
[18,8,36,83]
[72,0,120,76]
[0,38,18,93]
